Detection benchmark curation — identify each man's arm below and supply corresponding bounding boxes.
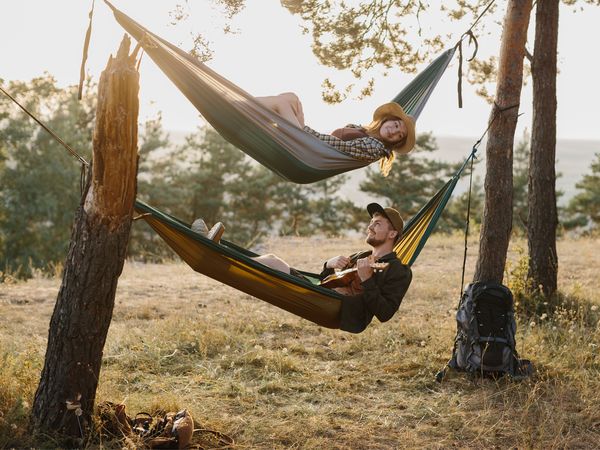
[339,263,412,333]
[319,251,371,279]
[319,255,348,279]
[360,264,412,322]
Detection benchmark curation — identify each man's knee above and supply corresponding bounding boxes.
[260,253,281,263]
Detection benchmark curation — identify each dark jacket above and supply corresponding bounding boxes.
[320,251,412,333]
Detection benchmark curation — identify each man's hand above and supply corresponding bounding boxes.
[356,256,375,282]
[325,255,350,270]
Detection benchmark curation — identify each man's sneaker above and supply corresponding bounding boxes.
[191,218,209,235]
[190,218,224,243]
[207,222,225,242]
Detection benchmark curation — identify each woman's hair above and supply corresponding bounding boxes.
[364,116,407,177]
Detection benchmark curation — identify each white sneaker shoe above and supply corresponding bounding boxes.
[191,218,209,235]
[207,222,225,242]
[191,219,225,243]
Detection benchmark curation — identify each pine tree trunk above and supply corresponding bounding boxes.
[31,37,139,440]
[474,0,532,283]
[528,0,559,297]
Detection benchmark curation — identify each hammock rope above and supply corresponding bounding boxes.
[457,100,520,301]
[0,85,90,194]
[0,86,90,167]
[453,0,497,108]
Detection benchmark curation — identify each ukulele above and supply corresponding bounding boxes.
[319,262,389,289]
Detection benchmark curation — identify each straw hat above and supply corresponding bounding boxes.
[370,102,416,154]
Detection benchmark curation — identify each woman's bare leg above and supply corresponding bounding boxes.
[252,253,291,274]
[255,92,305,128]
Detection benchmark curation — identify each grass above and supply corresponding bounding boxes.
[1,234,599,448]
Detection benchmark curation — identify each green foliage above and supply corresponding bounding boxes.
[443,172,484,233]
[134,124,254,256]
[225,165,282,246]
[512,133,530,233]
[359,132,453,222]
[0,75,366,274]
[271,180,314,237]
[511,132,564,235]
[565,152,600,231]
[272,175,361,238]
[171,1,497,102]
[439,133,563,236]
[133,122,362,250]
[281,0,443,101]
[128,115,174,261]
[308,177,363,236]
[506,247,599,328]
[0,75,95,278]
[4,69,527,277]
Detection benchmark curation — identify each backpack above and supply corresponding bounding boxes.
[437,281,532,381]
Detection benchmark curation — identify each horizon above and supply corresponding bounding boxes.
[161,129,598,205]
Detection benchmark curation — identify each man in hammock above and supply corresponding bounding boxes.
[256,93,417,176]
[193,203,412,333]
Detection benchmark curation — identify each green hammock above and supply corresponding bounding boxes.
[105,1,456,184]
[134,154,473,330]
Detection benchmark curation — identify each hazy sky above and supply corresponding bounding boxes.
[2,1,600,143]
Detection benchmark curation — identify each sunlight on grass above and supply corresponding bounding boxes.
[1,235,599,448]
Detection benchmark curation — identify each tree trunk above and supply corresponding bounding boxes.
[528,0,559,297]
[31,36,139,440]
[474,0,532,283]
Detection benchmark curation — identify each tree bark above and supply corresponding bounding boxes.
[31,36,139,440]
[527,0,559,297]
[474,0,533,283]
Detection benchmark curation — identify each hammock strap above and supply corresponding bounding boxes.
[0,86,90,167]
[454,0,496,108]
[457,99,521,302]
[78,0,96,100]
[465,0,497,36]
[0,85,90,194]
[459,151,475,297]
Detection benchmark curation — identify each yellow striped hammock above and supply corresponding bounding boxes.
[133,161,472,330]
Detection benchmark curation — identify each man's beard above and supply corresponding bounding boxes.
[366,235,386,247]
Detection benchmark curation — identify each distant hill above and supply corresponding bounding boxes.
[165,130,598,206]
[435,136,599,205]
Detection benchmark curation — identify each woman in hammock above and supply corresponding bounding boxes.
[256,92,416,176]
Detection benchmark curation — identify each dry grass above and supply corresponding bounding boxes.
[1,234,599,448]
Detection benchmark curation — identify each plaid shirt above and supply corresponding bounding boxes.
[303,124,390,162]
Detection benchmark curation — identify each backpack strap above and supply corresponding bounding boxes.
[478,336,509,344]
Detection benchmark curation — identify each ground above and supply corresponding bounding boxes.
[1,234,599,448]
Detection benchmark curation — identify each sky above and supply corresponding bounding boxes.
[1,0,600,144]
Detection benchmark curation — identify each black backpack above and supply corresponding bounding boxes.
[437,281,532,381]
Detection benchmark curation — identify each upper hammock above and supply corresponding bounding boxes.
[105,1,456,184]
[134,152,474,330]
